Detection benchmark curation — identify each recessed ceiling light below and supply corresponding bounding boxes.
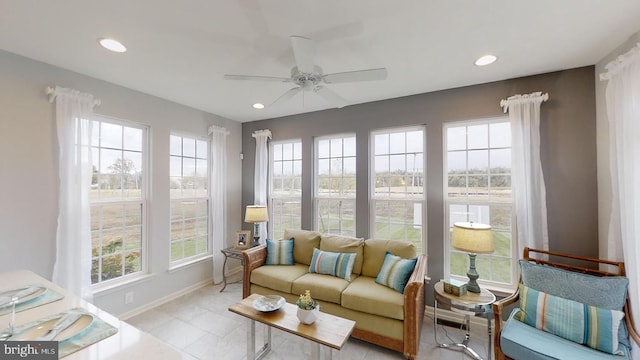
[475,54,497,66]
[252,103,265,109]
[98,38,127,53]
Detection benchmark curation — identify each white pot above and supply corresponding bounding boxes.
[296,304,320,324]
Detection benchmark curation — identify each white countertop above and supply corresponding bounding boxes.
[0,270,181,359]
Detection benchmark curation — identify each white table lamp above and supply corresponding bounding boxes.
[245,205,269,247]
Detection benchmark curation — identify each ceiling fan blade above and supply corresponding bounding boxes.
[290,35,315,73]
[270,87,302,107]
[313,86,349,108]
[224,74,291,82]
[322,68,388,84]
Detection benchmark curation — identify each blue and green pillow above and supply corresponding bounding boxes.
[375,252,417,294]
[515,284,625,355]
[308,248,356,281]
[265,238,295,265]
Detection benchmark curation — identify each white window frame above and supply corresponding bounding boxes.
[169,132,211,266]
[269,139,302,239]
[443,117,517,291]
[370,126,427,253]
[313,133,357,236]
[90,115,148,289]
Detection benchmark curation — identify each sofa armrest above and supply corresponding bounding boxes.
[241,245,266,298]
[493,285,520,360]
[403,254,427,359]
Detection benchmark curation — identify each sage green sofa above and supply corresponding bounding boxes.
[241,229,427,360]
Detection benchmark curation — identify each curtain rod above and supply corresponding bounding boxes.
[500,92,548,113]
[45,86,101,106]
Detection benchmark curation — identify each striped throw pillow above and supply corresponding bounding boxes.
[375,252,417,294]
[516,284,625,355]
[308,248,356,281]
[265,238,295,265]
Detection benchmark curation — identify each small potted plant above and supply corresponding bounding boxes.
[296,290,319,324]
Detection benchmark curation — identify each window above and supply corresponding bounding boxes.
[371,127,425,252]
[90,118,146,285]
[170,134,209,263]
[270,140,302,239]
[314,135,356,236]
[444,119,515,288]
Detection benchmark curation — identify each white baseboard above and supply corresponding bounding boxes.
[424,305,493,335]
[118,278,213,320]
[118,266,244,320]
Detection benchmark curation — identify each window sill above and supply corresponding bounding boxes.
[92,273,156,297]
[168,254,212,273]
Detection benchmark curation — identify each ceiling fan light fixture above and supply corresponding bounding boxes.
[98,38,127,53]
[252,103,265,109]
[475,54,497,66]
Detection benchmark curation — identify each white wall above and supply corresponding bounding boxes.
[595,30,640,261]
[0,49,242,316]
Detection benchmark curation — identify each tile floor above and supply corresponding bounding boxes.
[127,280,491,360]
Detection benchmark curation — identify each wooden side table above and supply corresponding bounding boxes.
[220,247,244,292]
[433,281,496,360]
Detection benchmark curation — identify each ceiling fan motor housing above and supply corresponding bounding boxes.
[291,65,323,90]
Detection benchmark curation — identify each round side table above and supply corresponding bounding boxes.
[433,281,496,360]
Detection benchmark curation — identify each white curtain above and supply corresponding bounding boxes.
[209,125,229,284]
[602,42,640,356]
[51,86,97,301]
[252,130,271,244]
[502,92,550,256]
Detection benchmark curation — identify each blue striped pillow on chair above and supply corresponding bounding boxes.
[516,284,625,355]
[265,238,295,265]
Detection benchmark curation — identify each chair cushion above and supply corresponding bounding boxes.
[341,276,405,320]
[319,234,364,274]
[284,229,321,266]
[250,264,308,294]
[362,239,417,277]
[520,260,629,310]
[265,238,294,265]
[291,273,353,304]
[502,308,631,360]
[516,284,625,355]
[308,248,356,281]
[375,252,417,293]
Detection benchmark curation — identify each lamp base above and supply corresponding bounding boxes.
[251,236,260,248]
[465,253,481,293]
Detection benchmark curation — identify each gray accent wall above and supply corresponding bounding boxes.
[241,66,598,304]
[0,49,243,316]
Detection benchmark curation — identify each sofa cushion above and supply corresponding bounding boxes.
[308,248,356,281]
[516,284,625,355]
[502,308,631,360]
[520,260,628,310]
[250,264,308,294]
[320,234,365,275]
[284,229,321,266]
[375,252,417,294]
[341,276,405,320]
[265,238,294,265]
[362,239,417,278]
[291,273,353,304]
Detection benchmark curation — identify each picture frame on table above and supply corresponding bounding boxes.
[235,230,251,249]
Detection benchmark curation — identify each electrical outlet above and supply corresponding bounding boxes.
[125,291,134,304]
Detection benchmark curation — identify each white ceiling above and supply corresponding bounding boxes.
[1,1,639,122]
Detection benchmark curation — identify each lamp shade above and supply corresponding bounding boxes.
[451,222,494,254]
[245,205,269,223]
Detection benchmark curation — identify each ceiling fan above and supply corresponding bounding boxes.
[224,35,388,108]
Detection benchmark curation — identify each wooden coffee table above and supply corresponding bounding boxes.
[229,294,356,360]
